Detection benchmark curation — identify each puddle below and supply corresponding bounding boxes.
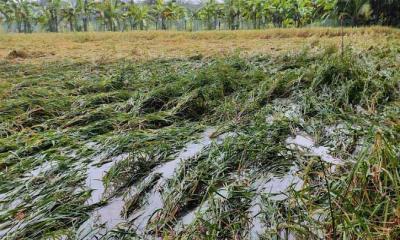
[129,128,236,233]
[0,187,29,231]
[249,131,341,240]
[129,181,164,232]
[175,187,228,232]
[286,135,314,149]
[77,196,125,239]
[286,134,342,165]
[0,221,28,239]
[79,128,232,237]
[250,166,303,239]
[249,180,267,240]
[249,200,264,240]
[129,128,220,233]
[173,171,245,233]
[151,127,224,180]
[77,153,129,239]
[28,161,57,177]
[279,230,296,240]
[180,208,197,225]
[261,166,303,200]
[94,197,125,228]
[85,153,129,205]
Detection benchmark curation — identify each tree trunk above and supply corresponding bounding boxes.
[161,17,166,30]
[83,0,88,31]
[229,15,234,30]
[83,17,88,31]
[17,21,22,33]
[49,10,58,32]
[25,21,31,33]
[130,18,134,30]
[108,17,113,31]
[253,13,257,29]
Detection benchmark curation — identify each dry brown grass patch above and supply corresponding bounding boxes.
[0,27,397,64]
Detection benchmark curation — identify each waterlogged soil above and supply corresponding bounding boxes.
[78,128,222,239]
[0,44,399,239]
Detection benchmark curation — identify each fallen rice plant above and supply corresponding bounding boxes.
[0,37,399,239]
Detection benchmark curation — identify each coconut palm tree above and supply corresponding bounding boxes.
[9,0,36,33]
[336,0,372,25]
[76,0,96,32]
[0,0,16,31]
[224,0,242,30]
[197,0,220,30]
[1,0,400,33]
[152,0,164,29]
[264,0,284,27]
[126,4,150,30]
[60,1,78,31]
[163,0,185,30]
[289,0,315,27]
[311,0,337,23]
[242,0,265,29]
[151,0,185,30]
[39,0,62,32]
[96,0,124,31]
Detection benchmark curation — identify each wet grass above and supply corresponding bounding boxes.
[0,37,399,239]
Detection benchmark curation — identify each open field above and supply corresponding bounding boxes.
[0,27,399,239]
[0,27,398,63]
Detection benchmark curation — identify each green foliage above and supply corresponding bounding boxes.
[1,0,399,33]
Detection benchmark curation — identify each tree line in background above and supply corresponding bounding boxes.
[0,0,399,33]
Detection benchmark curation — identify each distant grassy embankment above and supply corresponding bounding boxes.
[0,27,398,63]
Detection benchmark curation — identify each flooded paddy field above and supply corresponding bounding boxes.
[0,36,399,239]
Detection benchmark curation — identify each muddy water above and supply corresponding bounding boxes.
[76,131,341,239]
[77,153,129,239]
[249,133,343,239]
[29,161,57,177]
[130,128,222,233]
[0,160,60,238]
[84,153,129,205]
[286,134,343,165]
[77,196,126,239]
[78,128,228,238]
[249,166,303,239]
[175,187,228,232]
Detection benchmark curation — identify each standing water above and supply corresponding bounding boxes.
[129,128,222,233]
[78,127,232,238]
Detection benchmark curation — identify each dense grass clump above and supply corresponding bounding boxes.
[333,131,400,239]
[311,54,398,110]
